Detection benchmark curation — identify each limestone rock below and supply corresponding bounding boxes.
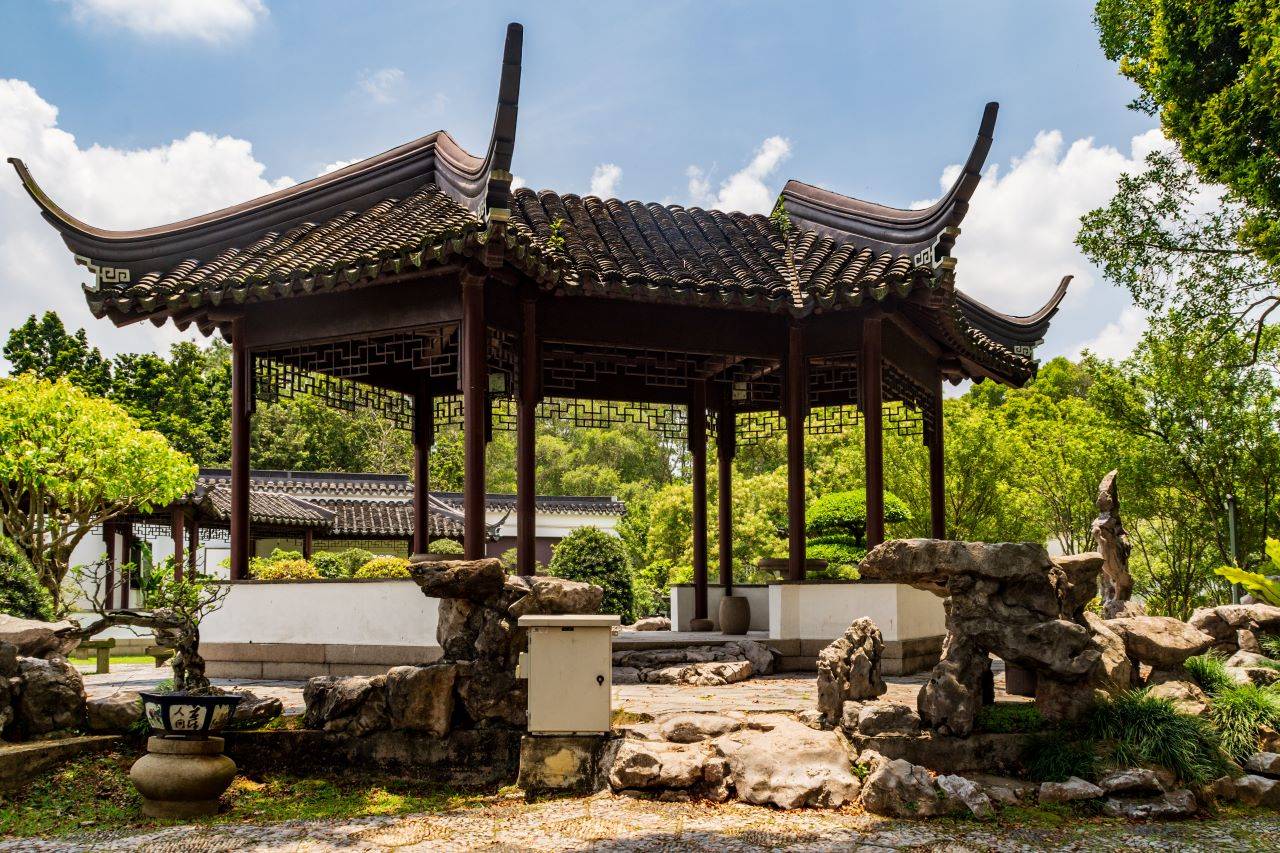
[1228,665,1280,687]
[0,615,79,659]
[410,558,506,602]
[659,712,745,743]
[1259,725,1280,753]
[860,758,952,817]
[230,690,284,729]
[1245,752,1280,778]
[456,663,526,728]
[728,640,776,676]
[1036,613,1136,724]
[839,701,864,733]
[815,618,886,721]
[642,660,753,686]
[1226,650,1275,669]
[384,664,455,735]
[303,675,375,732]
[630,616,670,632]
[14,656,85,736]
[1038,777,1103,804]
[936,774,994,818]
[87,691,142,732]
[505,574,603,618]
[918,637,988,737]
[612,644,765,685]
[1220,773,1280,807]
[1101,789,1197,819]
[856,702,921,736]
[612,666,642,685]
[1144,669,1210,716]
[1190,604,1280,646]
[1106,616,1213,668]
[608,739,709,790]
[716,717,861,809]
[1098,767,1166,796]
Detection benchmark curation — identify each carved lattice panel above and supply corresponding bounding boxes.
[256,358,417,430]
[808,356,859,409]
[883,363,933,440]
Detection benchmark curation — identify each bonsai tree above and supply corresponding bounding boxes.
[0,536,55,621]
[549,527,633,622]
[804,490,912,579]
[0,375,196,610]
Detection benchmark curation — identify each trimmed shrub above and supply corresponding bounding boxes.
[1084,690,1232,786]
[251,558,319,581]
[354,556,411,579]
[805,490,911,549]
[311,551,347,579]
[549,527,632,622]
[426,539,464,556]
[804,536,865,580]
[0,536,54,620]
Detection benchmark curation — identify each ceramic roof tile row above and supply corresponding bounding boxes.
[200,487,333,528]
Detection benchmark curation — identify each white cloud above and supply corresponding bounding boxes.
[687,135,791,215]
[320,157,358,175]
[917,127,1171,359]
[510,175,526,190]
[0,78,293,360]
[65,0,267,44]
[358,68,405,105]
[589,163,621,198]
[1075,305,1148,361]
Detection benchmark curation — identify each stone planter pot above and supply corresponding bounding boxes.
[141,692,242,738]
[718,595,751,635]
[130,735,237,818]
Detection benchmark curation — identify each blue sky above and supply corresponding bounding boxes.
[0,0,1159,362]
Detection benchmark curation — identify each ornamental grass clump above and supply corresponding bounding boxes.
[1184,652,1234,696]
[354,556,411,579]
[1209,683,1280,762]
[1083,690,1232,786]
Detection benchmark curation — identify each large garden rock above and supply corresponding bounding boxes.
[917,636,988,736]
[612,642,771,685]
[630,616,670,632]
[0,614,79,659]
[1190,603,1280,652]
[1211,773,1280,806]
[410,558,506,602]
[659,712,745,743]
[87,691,142,732]
[1245,752,1280,778]
[1105,615,1213,668]
[230,690,284,729]
[505,574,603,618]
[856,702,921,736]
[1098,767,1166,796]
[1102,789,1197,819]
[384,664,456,735]
[304,675,376,731]
[1038,776,1103,804]
[455,662,526,727]
[859,758,953,817]
[609,739,710,790]
[715,716,861,809]
[936,773,994,818]
[13,656,85,736]
[1143,669,1210,716]
[816,618,886,721]
[1035,612,1136,723]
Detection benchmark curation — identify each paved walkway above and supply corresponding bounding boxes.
[81,664,307,715]
[6,794,1279,851]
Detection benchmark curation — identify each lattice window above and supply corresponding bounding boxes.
[883,362,934,441]
[808,356,859,409]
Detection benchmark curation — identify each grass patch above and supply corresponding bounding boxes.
[0,747,491,840]
[975,702,1046,734]
[1259,634,1280,660]
[1023,732,1100,783]
[70,655,164,669]
[1210,683,1280,761]
[1084,690,1233,786]
[1185,653,1234,695]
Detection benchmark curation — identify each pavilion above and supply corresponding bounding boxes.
[11,23,1066,629]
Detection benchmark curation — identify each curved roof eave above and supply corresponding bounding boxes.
[955,274,1071,348]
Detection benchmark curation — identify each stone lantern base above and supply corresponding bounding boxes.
[129,736,237,818]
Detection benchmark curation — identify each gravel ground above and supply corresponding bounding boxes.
[5,794,1279,852]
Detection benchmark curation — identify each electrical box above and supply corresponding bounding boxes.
[516,614,620,734]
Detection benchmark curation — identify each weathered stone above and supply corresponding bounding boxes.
[860,758,952,817]
[1260,725,1280,753]
[1036,613,1136,724]
[0,642,18,678]
[611,666,642,685]
[1144,669,1210,717]
[728,640,776,676]
[1228,665,1280,686]
[936,773,994,818]
[385,664,455,736]
[1098,767,1166,796]
[505,574,603,618]
[839,701,864,733]
[918,636,988,737]
[1238,629,1263,654]
[229,690,283,730]
[1190,604,1280,648]
[630,616,670,632]
[847,731,1029,777]
[456,663,526,728]
[1038,777,1103,804]
[795,708,827,730]
[856,702,920,736]
[608,739,708,790]
[1245,752,1280,778]
[1091,471,1134,619]
[1220,773,1280,807]
[1226,650,1275,669]
[410,558,506,602]
[303,675,375,732]
[659,712,744,743]
[642,660,753,686]
[716,717,861,809]
[87,691,142,732]
[1102,789,1197,820]
[1106,615,1213,668]
[815,618,887,722]
[13,656,85,737]
[0,615,79,659]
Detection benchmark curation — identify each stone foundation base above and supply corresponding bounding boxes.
[848,731,1029,776]
[518,733,621,796]
[203,642,442,680]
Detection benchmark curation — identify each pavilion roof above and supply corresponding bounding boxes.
[7,22,1068,386]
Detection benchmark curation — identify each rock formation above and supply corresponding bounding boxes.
[611,640,774,686]
[0,614,80,659]
[815,618,887,722]
[1092,470,1138,618]
[304,558,602,737]
[1190,603,1280,656]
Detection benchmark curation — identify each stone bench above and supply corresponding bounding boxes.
[79,638,115,674]
[145,645,174,668]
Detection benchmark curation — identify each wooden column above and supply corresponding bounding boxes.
[516,294,539,576]
[187,512,198,575]
[462,275,488,559]
[862,314,885,548]
[690,380,709,622]
[170,507,185,581]
[929,364,946,540]
[302,529,313,561]
[103,523,116,610]
[230,317,251,580]
[717,404,736,591]
[121,524,133,609]
[786,322,807,581]
[412,377,434,555]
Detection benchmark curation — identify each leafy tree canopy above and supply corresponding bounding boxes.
[4,312,111,396]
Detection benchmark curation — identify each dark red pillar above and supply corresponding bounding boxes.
[103,522,116,610]
[461,274,488,559]
[516,293,539,576]
[929,363,946,539]
[187,512,198,575]
[717,405,735,591]
[230,317,251,580]
[690,380,709,624]
[862,314,885,548]
[412,377,434,555]
[171,507,185,581]
[302,529,313,561]
[786,322,807,581]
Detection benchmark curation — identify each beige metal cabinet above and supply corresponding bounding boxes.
[517,614,620,733]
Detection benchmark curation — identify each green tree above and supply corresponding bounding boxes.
[4,312,111,395]
[0,375,196,608]
[549,526,634,622]
[0,536,55,621]
[111,341,231,464]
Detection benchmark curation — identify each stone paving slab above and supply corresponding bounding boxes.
[81,664,307,715]
[5,794,1279,852]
